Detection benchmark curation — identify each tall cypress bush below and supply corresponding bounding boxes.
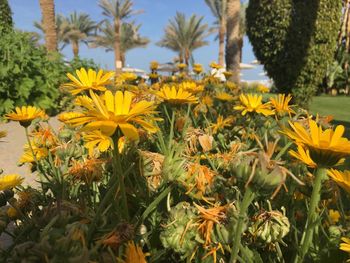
[246,0,342,107]
[0,0,13,35]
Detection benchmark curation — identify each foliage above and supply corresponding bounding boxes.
[246,0,342,107]
[157,12,211,65]
[0,0,13,35]
[0,30,100,116]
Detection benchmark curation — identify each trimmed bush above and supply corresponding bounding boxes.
[246,0,342,107]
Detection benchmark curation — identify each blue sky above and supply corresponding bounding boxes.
[9,0,266,81]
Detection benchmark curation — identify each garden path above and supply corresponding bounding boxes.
[0,117,60,186]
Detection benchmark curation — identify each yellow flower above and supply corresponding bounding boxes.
[328,209,340,224]
[226,81,237,90]
[202,95,214,108]
[58,112,85,123]
[257,84,269,93]
[6,106,46,127]
[282,120,350,167]
[64,90,159,141]
[340,237,350,253]
[117,72,138,84]
[234,93,274,116]
[19,143,48,164]
[289,145,317,168]
[269,94,295,117]
[210,115,234,134]
[177,63,187,70]
[122,241,147,263]
[215,92,234,102]
[179,81,204,94]
[156,85,198,104]
[209,61,222,69]
[0,174,23,191]
[328,169,350,194]
[83,130,114,156]
[63,68,114,95]
[193,63,203,74]
[150,61,159,71]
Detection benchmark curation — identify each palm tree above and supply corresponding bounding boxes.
[205,0,227,66]
[225,0,240,83]
[35,12,96,57]
[90,20,149,65]
[157,12,210,65]
[98,0,143,71]
[39,0,57,52]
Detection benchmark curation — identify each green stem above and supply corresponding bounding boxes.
[112,134,129,221]
[294,168,327,263]
[230,187,255,263]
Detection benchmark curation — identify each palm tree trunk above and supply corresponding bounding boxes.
[39,0,57,52]
[114,19,122,74]
[72,40,79,57]
[225,0,241,83]
[218,17,226,66]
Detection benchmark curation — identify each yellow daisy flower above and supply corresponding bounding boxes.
[156,85,198,104]
[215,92,235,102]
[257,84,269,93]
[179,81,204,94]
[209,61,222,69]
[328,209,340,224]
[63,68,114,95]
[340,237,350,253]
[19,143,48,164]
[117,72,138,84]
[177,63,187,70]
[282,120,350,167]
[210,115,235,134]
[58,112,85,123]
[289,145,317,168]
[234,93,274,116]
[193,63,203,74]
[64,90,159,141]
[6,106,46,127]
[83,130,114,156]
[328,169,350,194]
[150,61,159,71]
[0,174,23,191]
[270,94,295,117]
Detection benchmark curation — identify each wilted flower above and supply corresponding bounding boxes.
[234,94,274,116]
[6,106,46,127]
[68,158,105,183]
[328,209,340,224]
[121,241,147,263]
[63,68,114,95]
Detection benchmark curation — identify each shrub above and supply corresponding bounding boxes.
[246,0,342,107]
[0,0,13,35]
[0,30,100,116]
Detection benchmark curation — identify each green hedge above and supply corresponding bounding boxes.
[246,0,342,107]
[0,30,99,116]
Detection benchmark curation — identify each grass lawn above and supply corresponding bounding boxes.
[310,95,350,123]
